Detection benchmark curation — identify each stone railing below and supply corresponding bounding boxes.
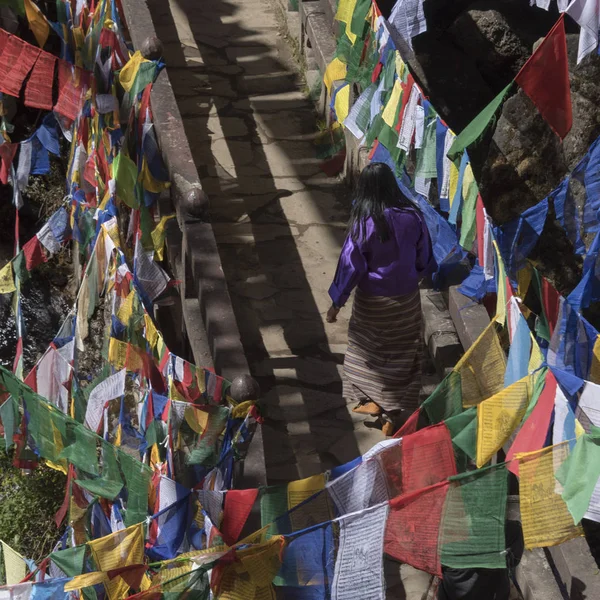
[119,0,266,493]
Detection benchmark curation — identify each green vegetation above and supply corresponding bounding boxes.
[0,451,66,581]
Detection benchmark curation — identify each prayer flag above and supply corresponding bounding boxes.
[0,143,17,184]
[515,16,572,139]
[0,262,15,294]
[221,489,259,546]
[385,481,449,576]
[517,443,583,549]
[24,0,50,48]
[0,540,27,585]
[88,524,145,599]
[55,60,88,122]
[22,235,47,270]
[447,83,513,163]
[566,0,599,64]
[476,376,531,467]
[507,369,554,474]
[332,503,388,600]
[0,35,40,97]
[556,431,600,524]
[440,464,508,569]
[24,51,56,108]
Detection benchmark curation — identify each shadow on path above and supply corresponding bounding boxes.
[148,0,385,481]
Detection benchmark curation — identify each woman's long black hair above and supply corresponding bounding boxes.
[348,162,417,243]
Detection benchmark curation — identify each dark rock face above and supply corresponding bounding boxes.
[408,1,600,295]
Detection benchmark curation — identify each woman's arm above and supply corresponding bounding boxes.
[328,234,368,309]
[415,213,436,277]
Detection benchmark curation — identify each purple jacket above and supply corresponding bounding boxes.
[329,207,435,308]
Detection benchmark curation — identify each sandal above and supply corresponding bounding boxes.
[352,401,383,416]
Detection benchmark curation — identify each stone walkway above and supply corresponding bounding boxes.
[148,0,437,483]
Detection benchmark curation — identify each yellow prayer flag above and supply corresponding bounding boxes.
[589,337,600,384]
[476,376,531,467]
[528,335,544,373]
[0,262,16,294]
[108,338,144,372]
[575,419,585,439]
[448,161,459,209]
[493,241,507,327]
[119,51,150,92]
[517,264,533,300]
[287,474,325,510]
[142,159,170,194]
[382,79,403,128]
[76,271,91,351]
[46,421,68,475]
[517,443,583,550]
[117,291,135,324]
[144,313,160,349]
[395,52,405,78]
[1,540,27,585]
[150,443,161,468]
[184,405,210,434]
[88,524,144,600]
[334,84,350,124]
[335,0,359,44]
[64,571,109,591]
[323,58,347,95]
[24,0,49,48]
[455,320,507,407]
[151,215,175,262]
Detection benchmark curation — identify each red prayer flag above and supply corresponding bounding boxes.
[371,61,383,84]
[515,15,572,139]
[542,276,561,335]
[0,142,17,184]
[393,408,420,438]
[25,51,56,110]
[395,74,415,133]
[0,36,40,97]
[55,465,74,527]
[107,565,146,590]
[384,481,449,576]
[0,29,9,55]
[401,423,457,494]
[55,60,89,121]
[22,235,48,270]
[221,489,259,546]
[506,370,556,475]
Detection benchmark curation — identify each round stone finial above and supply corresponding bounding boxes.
[184,187,209,220]
[230,374,261,403]
[141,36,164,61]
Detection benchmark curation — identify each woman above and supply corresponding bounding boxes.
[326,163,435,435]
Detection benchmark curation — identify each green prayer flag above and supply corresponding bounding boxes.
[415,113,438,179]
[447,82,513,164]
[446,407,478,469]
[0,0,24,17]
[113,152,139,209]
[441,463,508,569]
[261,485,289,538]
[75,477,123,500]
[129,62,158,100]
[0,396,18,450]
[422,370,463,424]
[556,432,600,525]
[12,251,29,283]
[459,177,479,251]
[120,452,152,526]
[49,544,87,577]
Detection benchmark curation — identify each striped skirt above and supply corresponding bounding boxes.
[343,288,422,413]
